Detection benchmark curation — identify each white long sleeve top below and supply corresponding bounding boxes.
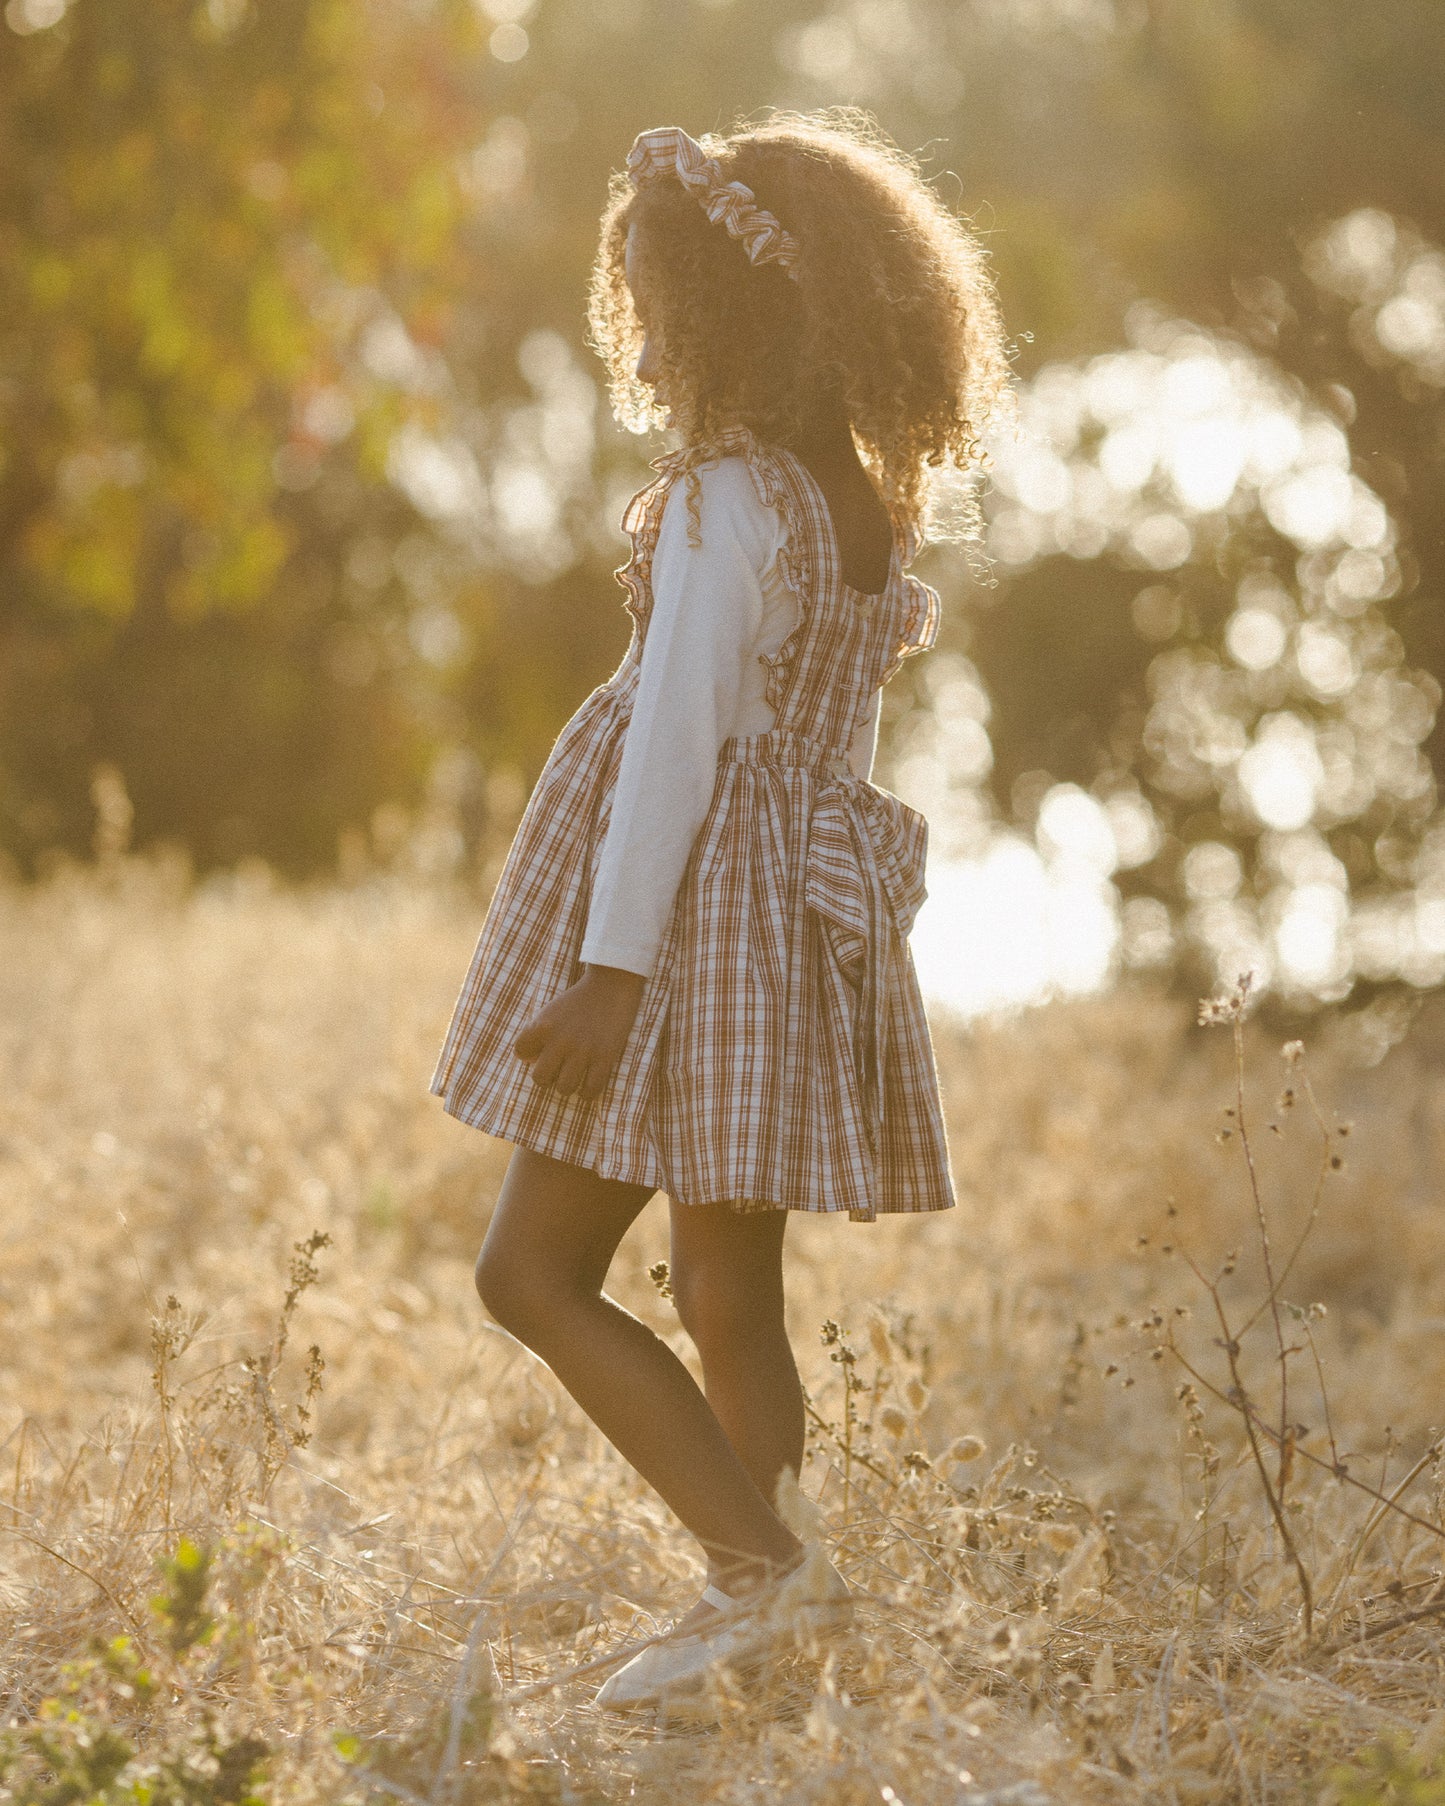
[579,456,881,979]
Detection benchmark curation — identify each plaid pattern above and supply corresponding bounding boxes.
[430,424,955,1220]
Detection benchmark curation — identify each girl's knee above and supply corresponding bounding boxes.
[671,1254,782,1354]
[473,1238,514,1328]
[474,1238,556,1347]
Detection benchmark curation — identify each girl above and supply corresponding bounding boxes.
[430,110,1016,1707]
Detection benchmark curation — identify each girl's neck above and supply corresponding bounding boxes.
[774,401,895,593]
[776,403,863,477]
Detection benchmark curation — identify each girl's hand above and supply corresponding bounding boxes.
[513,965,647,1100]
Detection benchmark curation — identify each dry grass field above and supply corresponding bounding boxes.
[3,850,1445,1805]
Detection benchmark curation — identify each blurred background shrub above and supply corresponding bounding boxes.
[3,0,1444,1011]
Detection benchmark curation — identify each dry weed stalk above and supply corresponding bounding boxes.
[1154,972,1445,1653]
[6,857,1445,1803]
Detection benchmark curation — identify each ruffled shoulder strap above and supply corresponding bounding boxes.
[613,428,825,713]
[613,445,693,633]
[710,428,832,716]
[612,424,938,707]
[744,432,939,705]
[879,564,941,688]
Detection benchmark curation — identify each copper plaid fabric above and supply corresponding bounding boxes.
[430,424,956,1220]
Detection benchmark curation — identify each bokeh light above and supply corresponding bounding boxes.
[901,249,1445,1014]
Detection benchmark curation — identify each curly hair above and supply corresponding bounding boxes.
[586,108,1020,550]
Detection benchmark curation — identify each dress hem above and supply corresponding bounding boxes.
[430,1080,957,1223]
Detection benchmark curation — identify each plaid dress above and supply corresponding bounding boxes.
[430,423,955,1220]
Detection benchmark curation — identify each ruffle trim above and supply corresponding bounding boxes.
[614,462,677,637]
[612,423,939,714]
[612,427,815,698]
[725,433,822,719]
[878,569,941,690]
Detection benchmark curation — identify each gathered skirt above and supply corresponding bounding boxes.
[430,681,957,1222]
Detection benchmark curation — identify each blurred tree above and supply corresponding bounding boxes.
[4,0,1444,1012]
[0,0,830,875]
[773,0,1445,998]
[0,0,494,870]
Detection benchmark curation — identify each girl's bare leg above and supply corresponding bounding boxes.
[667,1201,805,1531]
[475,1147,803,1591]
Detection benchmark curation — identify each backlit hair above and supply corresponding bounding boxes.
[587,108,1020,550]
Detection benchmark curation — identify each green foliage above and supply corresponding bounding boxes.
[0,0,490,874]
[1,0,481,625]
[0,1547,272,1806]
[1328,1737,1445,1805]
[150,1541,215,1659]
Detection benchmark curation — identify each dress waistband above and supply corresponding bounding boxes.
[718,726,855,777]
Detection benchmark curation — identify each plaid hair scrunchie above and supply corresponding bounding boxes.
[626,125,801,281]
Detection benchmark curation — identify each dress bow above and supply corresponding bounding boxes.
[804,774,930,1158]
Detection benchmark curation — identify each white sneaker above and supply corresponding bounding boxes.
[593,1546,852,1712]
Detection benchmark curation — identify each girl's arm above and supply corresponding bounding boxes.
[580,458,778,977]
[513,460,781,1100]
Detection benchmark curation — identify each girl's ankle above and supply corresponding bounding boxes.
[708,1544,806,1598]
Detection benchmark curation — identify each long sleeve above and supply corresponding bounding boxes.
[580,460,782,978]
